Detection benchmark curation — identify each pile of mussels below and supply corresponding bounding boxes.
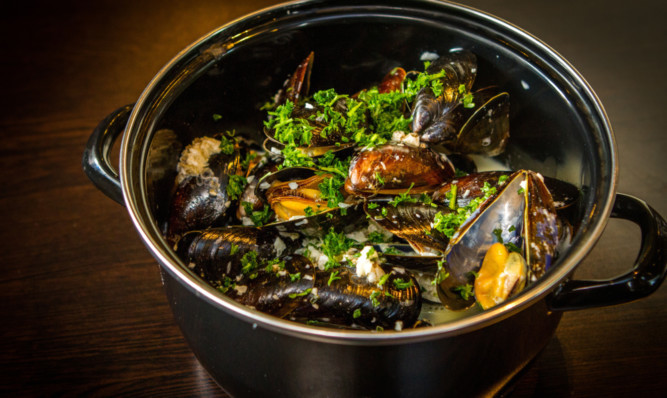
[164,50,578,331]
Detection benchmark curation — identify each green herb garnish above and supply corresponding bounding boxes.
[453,284,473,300]
[370,291,381,307]
[392,278,414,290]
[378,273,391,286]
[288,288,312,299]
[226,174,247,201]
[327,270,341,286]
[242,202,273,227]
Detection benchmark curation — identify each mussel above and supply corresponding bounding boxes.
[344,143,456,196]
[365,200,451,254]
[264,52,356,157]
[256,167,365,237]
[435,170,558,309]
[166,136,241,239]
[411,50,477,143]
[175,225,300,282]
[474,243,527,310]
[439,86,510,156]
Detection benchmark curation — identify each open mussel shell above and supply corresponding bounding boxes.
[256,166,364,237]
[446,87,510,156]
[436,173,525,310]
[365,199,451,254]
[345,143,456,196]
[523,172,559,279]
[436,170,558,309]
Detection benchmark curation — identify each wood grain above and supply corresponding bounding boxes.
[1,0,665,396]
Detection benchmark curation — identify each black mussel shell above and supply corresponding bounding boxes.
[229,255,317,318]
[365,199,451,254]
[175,225,300,282]
[290,265,422,330]
[166,149,240,239]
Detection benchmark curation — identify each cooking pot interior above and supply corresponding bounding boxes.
[135,1,613,318]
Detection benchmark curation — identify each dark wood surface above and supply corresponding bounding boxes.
[2,0,665,396]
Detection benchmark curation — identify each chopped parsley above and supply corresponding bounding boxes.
[366,231,387,243]
[242,202,273,227]
[218,131,236,155]
[378,273,391,286]
[215,276,235,294]
[320,227,356,270]
[388,183,417,207]
[392,278,414,290]
[458,84,475,109]
[374,172,385,186]
[289,272,302,282]
[370,290,382,307]
[288,288,312,299]
[505,242,522,254]
[327,270,341,286]
[453,284,473,300]
[226,174,247,201]
[264,258,286,274]
[432,182,498,239]
[493,228,504,243]
[212,113,223,121]
[240,152,259,172]
[445,184,458,210]
[419,193,437,208]
[433,258,450,285]
[240,251,259,275]
[381,246,402,255]
[318,175,346,209]
[353,308,362,319]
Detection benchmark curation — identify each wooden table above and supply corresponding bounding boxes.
[2,0,665,396]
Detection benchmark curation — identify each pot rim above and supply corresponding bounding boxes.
[119,0,617,344]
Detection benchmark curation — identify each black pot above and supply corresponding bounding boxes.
[82,1,667,396]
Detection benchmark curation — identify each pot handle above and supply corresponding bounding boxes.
[82,104,134,206]
[548,193,667,311]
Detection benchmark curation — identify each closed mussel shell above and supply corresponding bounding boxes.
[290,265,422,330]
[345,143,455,196]
[166,148,240,239]
[175,225,300,282]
